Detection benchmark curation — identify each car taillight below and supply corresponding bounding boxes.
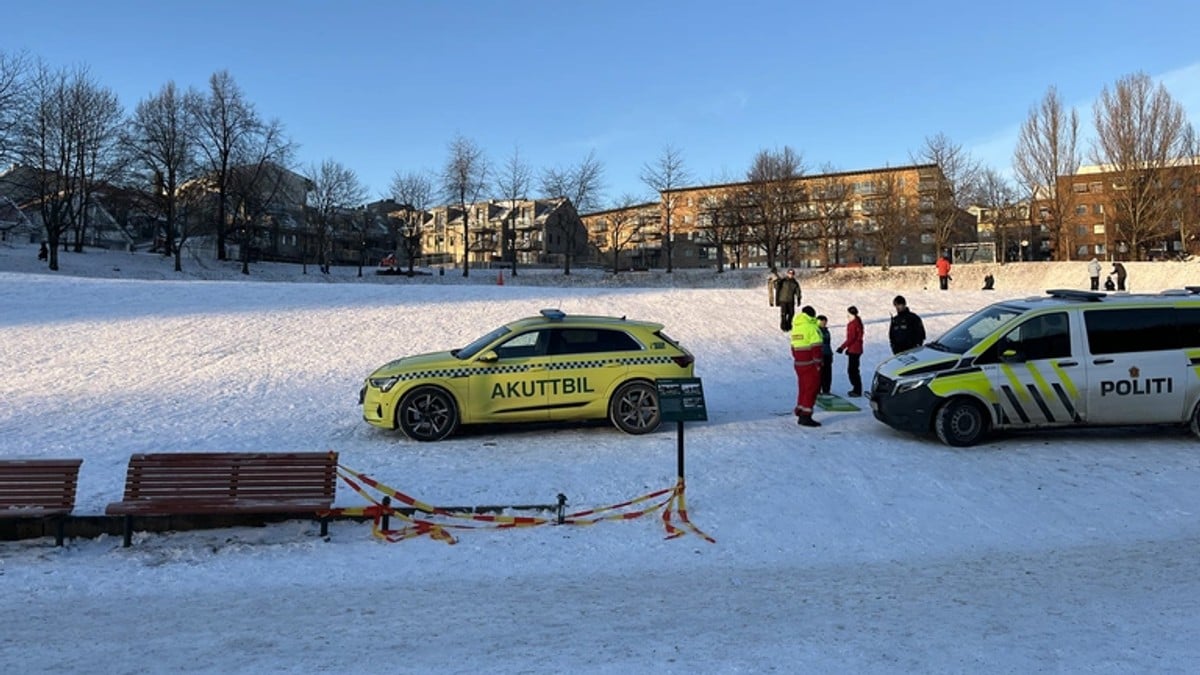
[671,354,694,368]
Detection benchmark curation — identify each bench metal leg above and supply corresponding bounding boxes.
[122,515,133,548]
[318,517,329,537]
[54,518,66,547]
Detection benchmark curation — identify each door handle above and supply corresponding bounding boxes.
[1056,361,1078,367]
[1093,358,1114,365]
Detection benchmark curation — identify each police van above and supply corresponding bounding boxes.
[869,288,1200,446]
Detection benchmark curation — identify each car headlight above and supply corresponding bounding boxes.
[893,377,932,395]
[368,376,401,393]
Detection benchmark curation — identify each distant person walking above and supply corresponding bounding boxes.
[790,305,822,427]
[1087,257,1101,291]
[936,255,952,290]
[836,305,864,397]
[889,295,926,355]
[775,268,801,331]
[817,314,833,395]
[37,242,48,261]
[1110,261,1127,291]
[767,267,780,307]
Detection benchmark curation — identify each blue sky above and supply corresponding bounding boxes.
[10,0,1200,208]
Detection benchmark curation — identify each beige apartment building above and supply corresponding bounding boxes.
[416,197,588,269]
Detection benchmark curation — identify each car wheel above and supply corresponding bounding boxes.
[396,386,459,442]
[1190,401,1200,440]
[610,381,661,435]
[935,397,987,447]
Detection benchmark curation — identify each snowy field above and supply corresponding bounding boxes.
[2,243,1200,673]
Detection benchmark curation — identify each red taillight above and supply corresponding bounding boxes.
[671,354,694,368]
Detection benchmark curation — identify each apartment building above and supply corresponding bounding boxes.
[1052,162,1200,261]
[583,163,975,270]
[419,197,588,269]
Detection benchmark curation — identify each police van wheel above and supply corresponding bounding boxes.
[610,381,661,435]
[397,386,459,442]
[935,398,987,447]
[1190,402,1200,440]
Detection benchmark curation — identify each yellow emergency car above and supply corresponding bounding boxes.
[869,288,1200,446]
[360,309,696,441]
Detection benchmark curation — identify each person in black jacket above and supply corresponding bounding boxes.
[888,295,926,355]
[774,268,801,331]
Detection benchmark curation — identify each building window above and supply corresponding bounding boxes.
[1095,243,1106,255]
[1093,203,1104,215]
[1075,204,1088,215]
[1072,183,1089,193]
[1093,224,1105,235]
[1077,226,1087,236]
[1077,245,1088,256]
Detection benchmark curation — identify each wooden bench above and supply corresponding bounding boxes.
[105,452,338,547]
[0,459,83,546]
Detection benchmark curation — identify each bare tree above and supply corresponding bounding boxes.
[912,133,980,260]
[809,165,854,269]
[306,159,367,274]
[1092,72,1191,260]
[125,81,198,271]
[640,144,690,272]
[65,72,124,253]
[743,146,805,270]
[224,118,296,275]
[0,50,30,166]
[187,70,262,261]
[865,169,917,270]
[695,188,749,272]
[15,61,84,271]
[494,146,531,276]
[389,169,434,273]
[439,134,489,277]
[1177,125,1200,258]
[978,168,1022,264]
[1013,85,1081,261]
[540,150,605,274]
[598,195,650,274]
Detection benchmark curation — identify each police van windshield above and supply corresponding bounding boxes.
[454,326,512,359]
[931,303,1026,354]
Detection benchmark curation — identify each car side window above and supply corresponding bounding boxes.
[1005,311,1072,361]
[548,329,641,356]
[1176,307,1200,349]
[1084,308,1176,355]
[494,330,546,359]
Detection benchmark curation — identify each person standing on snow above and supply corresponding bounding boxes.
[790,305,823,427]
[817,314,833,395]
[1110,261,1127,291]
[775,268,801,331]
[836,305,864,397]
[767,267,780,307]
[888,295,925,355]
[936,255,952,290]
[1087,257,1101,291]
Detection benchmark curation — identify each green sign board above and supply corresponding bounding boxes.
[657,378,708,422]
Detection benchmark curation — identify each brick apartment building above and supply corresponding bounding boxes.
[582,163,976,270]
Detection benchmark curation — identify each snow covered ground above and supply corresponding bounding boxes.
[2,242,1200,673]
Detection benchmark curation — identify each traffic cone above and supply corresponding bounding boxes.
[497,270,504,286]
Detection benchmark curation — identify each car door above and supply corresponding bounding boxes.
[466,328,551,423]
[1082,307,1184,424]
[978,310,1086,428]
[541,327,633,421]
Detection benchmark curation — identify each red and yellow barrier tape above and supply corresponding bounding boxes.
[325,465,714,545]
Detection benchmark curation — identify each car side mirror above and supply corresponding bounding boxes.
[477,350,499,363]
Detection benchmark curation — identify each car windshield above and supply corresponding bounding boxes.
[453,325,511,360]
[931,303,1026,354]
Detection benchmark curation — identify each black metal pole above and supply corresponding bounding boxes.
[676,420,685,480]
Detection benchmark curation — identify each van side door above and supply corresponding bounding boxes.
[977,310,1084,428]
[1082,307,1184,424]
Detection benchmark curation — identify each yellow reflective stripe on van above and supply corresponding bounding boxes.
[1050,362,1079,399]
[1000,365,1029,401]
[1025,362,1056,400]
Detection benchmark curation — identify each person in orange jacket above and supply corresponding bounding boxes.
[936,255,952,290]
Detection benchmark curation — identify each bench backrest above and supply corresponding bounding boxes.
[120,452,337,503]
[0,459,83,511]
